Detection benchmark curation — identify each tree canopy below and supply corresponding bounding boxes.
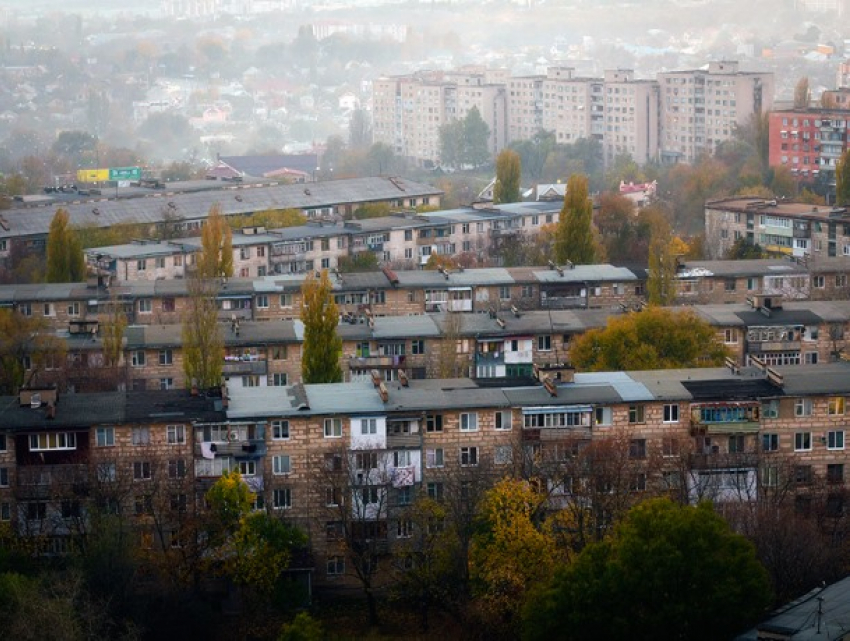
[570,307,729,371]
[439,107,491,169]
[301,270,343,384]
[646,209,677,305]
[554,174,597,265]
[493,149,521,204]
[522,499,772,641]
[46,208,86,283]
[836,149,850,206]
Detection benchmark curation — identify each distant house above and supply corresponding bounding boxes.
[208,154,321,182]
[619,180,657,208]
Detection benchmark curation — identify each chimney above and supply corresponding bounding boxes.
[542,376,558,397]
[370,370,382,387]
[378,382,389,403]
[398,370,409,387]
[46,403,56,419]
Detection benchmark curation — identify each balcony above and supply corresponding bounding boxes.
[16,464,88,498]
[476,351,505,365]
[194,440,267,459]
[387,419,421,448]
[349,354,406,370]
[689,451,759,470]
[505,350,533,364]
[223,358,268,376]
[690,403,760,435]
[749,340,801,353]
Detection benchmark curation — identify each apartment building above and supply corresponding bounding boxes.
[0,177,443,262]
[658,61,774,164]
[372,62,773,167]
[3,361,850,586]
[767,108,849,182]
[705,197,850,260]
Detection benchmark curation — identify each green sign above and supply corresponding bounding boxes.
[109,166,142,181]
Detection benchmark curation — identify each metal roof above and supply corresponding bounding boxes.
[532,265,638,283]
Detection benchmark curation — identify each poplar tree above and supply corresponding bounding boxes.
[646,210,677,305]
[493,149,521,204]
[836,149,850,206]
[182,276,223,390]
[554,174,596,264]
[197,204,233,278]
[301,270,342,384]
[46,208,86,283]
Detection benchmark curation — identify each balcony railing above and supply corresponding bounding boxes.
[222,360,268,376]
[689,451,759,469]
[349,355,406,369]
[16,464,89,497]
[194,440,267,458]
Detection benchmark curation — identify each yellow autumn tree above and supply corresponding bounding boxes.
[197,204,233,278]
[469,479,561,633]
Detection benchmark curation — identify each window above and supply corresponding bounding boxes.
[138,299,152,313]
[460,446,478,466]
[494,410,512,430]
[795,465,813,485]
[240,247,250,260]
[411,339,425,355]
[762,433,779,452]
[397,519,413,538]
[162,298,176,312]
[794,432,812,452]
[762,400,779,419]
[729,434,746,453]
[814,275,825,288]
[27,501,47,521]
[29,432,77,451]
[521,285,533,298]
[256,295,269,309]
[137,259,147,272]
[272,373,288,386]
[272,420,289,440]
[132,427,150,446]
[662,438,680,458]
[273,455,291,475]
[761,466,778,488]
[325,487,342,506]
[426,482,444,500]
[795,398,813,417]
[394,451,412,467]
[273,488,292,510]
[0,434,6,452]
[537,335,552,351]
[133,461,152,481]
[426,414,443,432]
[829,397,846,415]
[397,486,413,506]
[168,459,186,479]
[0,467,7,487]
[324,453,343,471]
[359,418,377,435]
[327,556,345,576]
[355,452,378,470]
[629,439,646,459]
[280,294,293,307]
[828,430,845,450]
[663,404,679,423]
[131,351,146,367]
[595,406,613,425]
[97,462,116,483]
[631,473,647,492]
[324,418,342,438]
[460,412,478,431]
[426,448,444,468]
[167,425,185,445]
[628,405,645,424]
[43,303,54,317]
[238,461,256,476]
[160,378,174,390]
[495,445,513,465]
[96,427,115,447]
[499,286,511,300]
[242,375,260,388]
[0,503,9,521]
[359,487,379,505]
[828,464,845,484]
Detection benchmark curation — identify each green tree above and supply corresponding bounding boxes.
[493,149,521,204]
[0,309,66,394]
[439,120,464,168]
[100,294,127,369]
[206,470,253,536]
[725,238,767,260]
[349,108,372,150]
[522,499,772,641]
[836,149,850,206]
[300,270,342,384]
[554,174,596,265]
[645,209,677,306]
[570,307,729,372]
[462,107,491,167]
[337,252,379,273]
[510,130,556,182]
[197,204,233,278]
[46,209,86,283]
[181,277,223,390]
[278,612,323,641]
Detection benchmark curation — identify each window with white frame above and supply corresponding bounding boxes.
[394,450,412,467]
[272,420,289,440]
[324,418,342,438]
[795,398,813,417]
[595,406,613,425]
[425,448,444,468]
[167,425,185,445]
[160,378,174,390]
[239,461,256,476]
[663,404,679,423]
[762,400,779,419]
[724,329,738,344]
[133,461,152,481]
[537,335,552,351]
[272,373,288,386]
[829,397,846,415]
[762,433,779,451]
[273,455,291,475]
[138,299,152,313]
[397,519,413,538]
[460,446,478,466]
[257,295,269,309]
[132,427,150,446]
[273,488,292,510]
[494,410,512,430]
[794,432,812,452]
[828,430,845,450]
[159,349,173,366]
[30,432,77,451]
[359,418,378,435]
[131,351,146,367]
[460,412,478,431]
[327,555,345,576]
[96,427,115,447]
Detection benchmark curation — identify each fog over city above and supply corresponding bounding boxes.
[0,0,844,167]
